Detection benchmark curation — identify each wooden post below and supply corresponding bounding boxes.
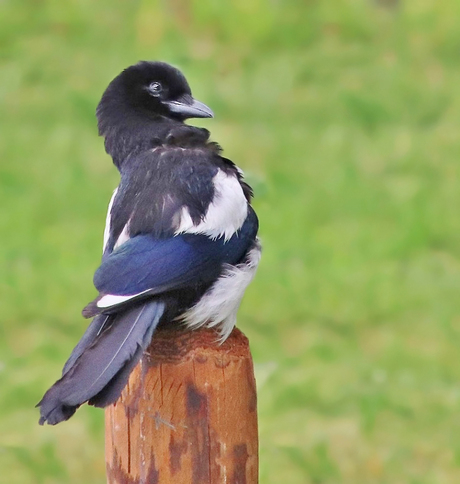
[105,327,258,484]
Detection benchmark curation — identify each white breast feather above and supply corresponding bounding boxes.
[175,170,248,241]
[179,242,261,341]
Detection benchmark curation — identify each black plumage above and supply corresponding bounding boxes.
[38,61,260,425]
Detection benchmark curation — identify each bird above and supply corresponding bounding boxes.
[37,61,261,425]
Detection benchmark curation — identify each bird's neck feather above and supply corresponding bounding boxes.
[100,109,182,170]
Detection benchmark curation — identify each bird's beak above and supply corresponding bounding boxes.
[164,94,214,119]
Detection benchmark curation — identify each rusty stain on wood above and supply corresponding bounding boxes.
[232,444,249,484]
[169,434,187,474]
[185,383,211,484]
[145,455,159,484]
[107,448,137,484]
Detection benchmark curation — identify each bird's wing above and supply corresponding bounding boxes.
[83,207,258,316]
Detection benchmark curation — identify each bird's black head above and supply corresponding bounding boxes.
[97,61,214,168]
[97,61,213,129]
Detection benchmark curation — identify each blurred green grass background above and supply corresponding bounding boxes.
[2,0,460,482]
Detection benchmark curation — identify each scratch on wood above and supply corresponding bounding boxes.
[159,364,164,406]
[153,411,176,430]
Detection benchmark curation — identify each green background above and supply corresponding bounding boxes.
[2,0,460,482]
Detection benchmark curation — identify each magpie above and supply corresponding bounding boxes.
[37,61,261,425]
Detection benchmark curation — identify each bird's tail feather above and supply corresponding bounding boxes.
[37,301,164,425]
[61,313,110,376]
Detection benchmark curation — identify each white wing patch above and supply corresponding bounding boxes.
[175,170,248,241]
[103,187,132,252]
[179,241,261,341]
[113,221,131,250]
[103,188,118,253]
[97,290,150,309]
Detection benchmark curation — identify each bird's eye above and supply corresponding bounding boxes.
[148,82,163,97]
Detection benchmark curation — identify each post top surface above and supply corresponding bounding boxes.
[144,327,250,364]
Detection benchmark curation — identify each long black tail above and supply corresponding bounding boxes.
[37,301,165,425]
